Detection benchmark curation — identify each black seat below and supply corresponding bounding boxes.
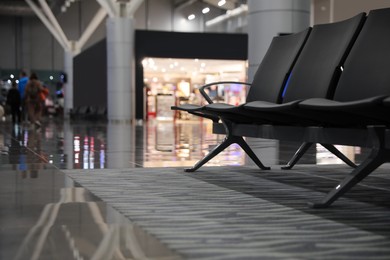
[224,12,365,169]
[70,105,90,120]
[382,96,390,107]
[187,13,365,172]
[251,8,390,208]
[171,7,390,208]
[293,8,390,127]
[239,12,366,124]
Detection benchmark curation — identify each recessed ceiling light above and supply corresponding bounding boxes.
[218,0,226,7]
[188,14,195,20]
[202,7,210,14]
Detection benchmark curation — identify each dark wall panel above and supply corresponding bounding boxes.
[73,39,107,109]
[135,30,248,59]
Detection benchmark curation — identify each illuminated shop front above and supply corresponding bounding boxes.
[142,57,247,120]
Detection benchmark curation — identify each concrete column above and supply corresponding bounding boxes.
[247,0,310,81]
[63,121,74,170]
[106,17,134,123]
[107,122,134,168]
[63,50,74,118]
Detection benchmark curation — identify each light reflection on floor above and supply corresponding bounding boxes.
[0,118,370,171]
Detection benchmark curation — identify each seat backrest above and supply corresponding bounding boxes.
[333,8,390,102]
[246,28,311,103]
[282,12,366,103]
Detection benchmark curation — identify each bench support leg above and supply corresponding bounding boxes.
[309,126,389,208]
[282,142,357,170]
[321,143,357,168]
[281,142,312,170]
[185,120,270,172]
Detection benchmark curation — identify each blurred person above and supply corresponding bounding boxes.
[6,81,21,124]
[0,103,4,121]
[18,71,29,122]
[40,85,49,116]
[24,73,44,128]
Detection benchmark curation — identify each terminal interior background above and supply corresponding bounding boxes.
[1,1,390,258]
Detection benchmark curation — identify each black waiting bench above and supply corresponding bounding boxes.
[172,8,390,208]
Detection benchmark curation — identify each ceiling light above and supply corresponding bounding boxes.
[202,7,210,14]
[218,0,226,7]
[188,14,195,20]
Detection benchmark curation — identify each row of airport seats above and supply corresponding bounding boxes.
[172,7,390,208]
[69,106,107,121]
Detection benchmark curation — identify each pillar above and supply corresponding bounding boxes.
[106,17,134,123]
[107,122,135,168]
[64,50,74,118]
[247,0,310,81]
[63,121,74,170]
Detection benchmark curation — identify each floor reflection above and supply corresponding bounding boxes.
[144,120,245,167]
[0,118,370,171]
[12,186,181,260]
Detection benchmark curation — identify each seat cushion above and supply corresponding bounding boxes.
[298,95,386,110]
[171,104,203,112]
[244,100,302,112]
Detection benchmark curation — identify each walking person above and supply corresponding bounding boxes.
[24,73,44,128]
[6,82,21,125]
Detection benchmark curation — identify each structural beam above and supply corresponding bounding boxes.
[77,7,107,50]
[96,0,116,18]
[127,0,144,16]
[38,0,70,51]
[25,0,68,50]
[206,4,248,27]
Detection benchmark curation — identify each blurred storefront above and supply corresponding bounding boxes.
[142,57,247,120]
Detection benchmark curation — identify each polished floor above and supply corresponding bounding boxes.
[1,116,389,259]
